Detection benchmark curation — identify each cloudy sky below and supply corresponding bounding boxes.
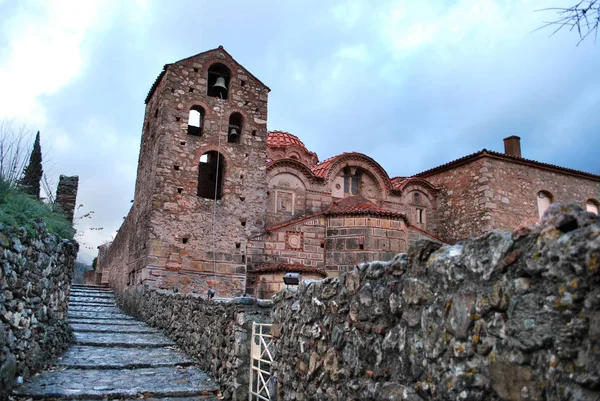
[0,0,598,263]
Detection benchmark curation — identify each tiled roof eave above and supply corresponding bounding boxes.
[415,150,600,181]
[324,210,407,219]
[253,264,328,278]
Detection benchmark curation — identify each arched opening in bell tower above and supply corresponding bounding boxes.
[198,151,225,200]
[207,63,231,99]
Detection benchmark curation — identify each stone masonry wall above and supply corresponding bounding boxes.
[422,157,490,243]
[0,221,78,399]
[141,48,269,296]
[54,175,79,223]
[424,155,600,244]
[271,204,600,401]
[486,158,600,231]
[117,287,272,401]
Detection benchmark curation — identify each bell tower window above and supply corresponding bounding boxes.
[228,112,243,144]
[187,106,205,136]
[198,151,225,200]
[207,63,231,99]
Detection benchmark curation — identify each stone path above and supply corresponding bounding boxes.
[12,285,221,400]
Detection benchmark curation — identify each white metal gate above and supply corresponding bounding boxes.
[249,322,274,401]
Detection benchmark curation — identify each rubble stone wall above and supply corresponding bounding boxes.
[117,287,272,401]
[271,204,600,401]
[0,222,78,399]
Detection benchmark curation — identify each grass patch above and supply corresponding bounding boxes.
[0,178,74,239]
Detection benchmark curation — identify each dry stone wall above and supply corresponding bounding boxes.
[271,204,600,401]
[0,221,78,399]
[117,287,272,401]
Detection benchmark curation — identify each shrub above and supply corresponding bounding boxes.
[0,177,74,239]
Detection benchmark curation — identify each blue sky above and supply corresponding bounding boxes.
[0,0,598,262]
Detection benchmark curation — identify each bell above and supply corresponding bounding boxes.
[228,127,239,141]
[212,76,227,91]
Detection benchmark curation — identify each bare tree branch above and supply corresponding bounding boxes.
[536,0,600,45]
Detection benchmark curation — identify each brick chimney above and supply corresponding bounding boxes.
[503,136,521,158]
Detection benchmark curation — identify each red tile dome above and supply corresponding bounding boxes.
[267,131,309,150]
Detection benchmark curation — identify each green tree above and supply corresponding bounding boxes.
[19,131,43,198]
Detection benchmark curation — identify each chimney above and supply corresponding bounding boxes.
[503,136,521,158]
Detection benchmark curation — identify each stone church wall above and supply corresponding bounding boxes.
[422,157,490,243]
[324,216,409,274]
[117,287,272,401]
[486,158,600,232]
[0,222,78,399]
[271,204,600,401]
[424,155,600,244]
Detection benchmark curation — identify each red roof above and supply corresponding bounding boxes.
[254,264,328,278]
[267,131,309,150]
[325,195,407,220]
[312,153,349,178]
[390,176,407,188]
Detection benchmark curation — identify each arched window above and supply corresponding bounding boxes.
[228,112,243,144]
[187,106,205,136]
[198,151,225,200]
[537,191,553,218]
[413,192,421,205]
[207,63,231,99]
[586,199,599,215]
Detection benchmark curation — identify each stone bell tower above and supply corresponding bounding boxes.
[129,46,270,296]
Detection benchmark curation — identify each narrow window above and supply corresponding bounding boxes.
[198,151,225,200]
[416,208,425,224]
[207,63,231,99]
[187,106,205,136]
[586,199,599,215]
[228,112,243,143]
[537,191,553,218]
[344,168,360,195]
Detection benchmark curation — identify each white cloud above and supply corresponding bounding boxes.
[0,0,119,124]
[335,44,368,62]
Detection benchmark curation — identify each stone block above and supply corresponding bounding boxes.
[446,292,475,340]
[489,362,541,401]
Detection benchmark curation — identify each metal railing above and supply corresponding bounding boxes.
[249,322,274,401]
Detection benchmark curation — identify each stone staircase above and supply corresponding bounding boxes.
[12,284,221,400]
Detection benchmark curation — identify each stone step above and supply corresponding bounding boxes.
[70,287,112,292]
[71,323,158,334]
[69,318,141,326]
[12,366,220,399]
[71,284,110,290]
[70,305,122,313]
[69,300,117,307]
[70,290,115,297]
[70,293,115,299]
[69,311,134,320]
[56,345,194,369]
[75,332,175,347]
